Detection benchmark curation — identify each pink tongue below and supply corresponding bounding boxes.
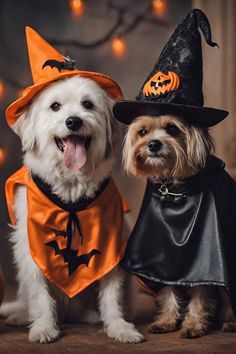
[63,136,87,171]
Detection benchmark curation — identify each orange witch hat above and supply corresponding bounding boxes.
[6,27,123,127]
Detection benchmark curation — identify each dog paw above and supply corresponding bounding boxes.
[0,301,25,318]
[180,314,210,339]
[105,319,145,343]
[180,327,208,339]
[5,312,29,327]
[29,323,60,343]
[148,321,178,334]
[222,321,236,332]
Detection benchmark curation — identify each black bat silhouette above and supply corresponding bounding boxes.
[42,59,76,72]
[45,240,101,276]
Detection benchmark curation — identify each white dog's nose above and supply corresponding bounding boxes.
[66,116,83,131]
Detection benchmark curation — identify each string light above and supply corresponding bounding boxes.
[0,147,6,166]
[69,0,84,18]
[152,0,167,17]
[0,80,5,100]
[48,2,167,52]
[111,37,126,58]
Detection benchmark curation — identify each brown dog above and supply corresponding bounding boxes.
[122,114,236,338]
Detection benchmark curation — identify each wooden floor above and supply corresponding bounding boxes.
[1,288,236,354]
[1,320,236,354]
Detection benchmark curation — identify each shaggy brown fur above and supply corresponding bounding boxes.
[124,115,236,338]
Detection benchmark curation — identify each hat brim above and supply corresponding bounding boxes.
[113,101,228,127]
[6,70,123,127]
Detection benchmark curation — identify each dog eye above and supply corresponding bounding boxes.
[50,102,61,112]
[138,129,148,137]
[82,100,94,110]
[165,124,180,136]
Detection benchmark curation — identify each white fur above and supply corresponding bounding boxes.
[153,129,167,140]
[13,76,118,202]
[0,76,143,343]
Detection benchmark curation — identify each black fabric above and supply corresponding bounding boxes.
[121,155,236,316]
[113,9,228,126]
[113,101,228,128]
[137,9,217,105]
[31,174,110,213]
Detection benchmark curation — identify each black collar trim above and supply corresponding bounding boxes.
[31,174,110,213]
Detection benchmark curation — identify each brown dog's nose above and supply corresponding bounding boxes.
[148,139,163,152]
[66,116,83,131]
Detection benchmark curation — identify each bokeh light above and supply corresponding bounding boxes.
[0,80,5,100]
[111,37,126,58]
[152,0,167,17]
[0,147,6,166]
[69,0,84,18]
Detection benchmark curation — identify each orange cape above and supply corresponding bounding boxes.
[5,166,127,297]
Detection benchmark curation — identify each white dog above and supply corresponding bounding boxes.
[0,75,144,344]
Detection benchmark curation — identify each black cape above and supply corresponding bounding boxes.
[121,156,236,315]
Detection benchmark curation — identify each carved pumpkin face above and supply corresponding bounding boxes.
[143,71,180,97]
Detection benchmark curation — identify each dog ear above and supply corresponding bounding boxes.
[123,125,137,176]
[185,126,214,170]
[12,107,36,152]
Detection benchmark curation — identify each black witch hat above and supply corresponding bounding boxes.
[113,9,228,127]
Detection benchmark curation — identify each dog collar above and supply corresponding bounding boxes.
[151,155,225,199]
[157,182,186,198]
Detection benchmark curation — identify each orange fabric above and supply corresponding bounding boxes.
[6,27,123,126]
[5,166,127,297]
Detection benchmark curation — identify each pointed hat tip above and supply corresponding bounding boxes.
[188,8,218,48]
[24,26,64,84]
[25,26,36,36]
[25,26,43,44]
[25,26,44,43]
[25,25,32,32]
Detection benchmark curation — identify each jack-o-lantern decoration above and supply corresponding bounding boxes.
[143,71,180,97]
